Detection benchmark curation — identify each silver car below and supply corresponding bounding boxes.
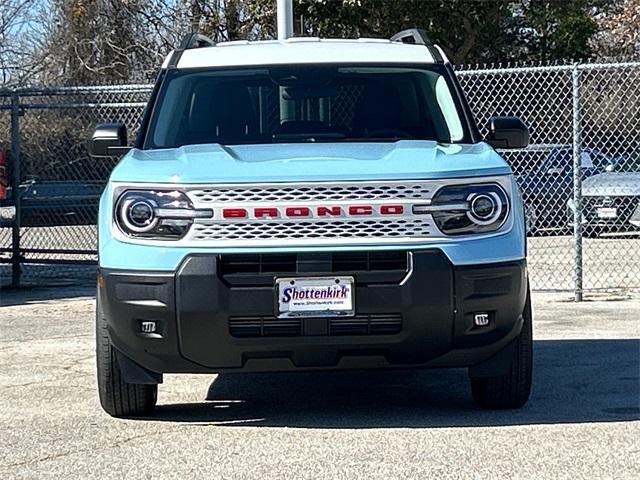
[568,158,640,236]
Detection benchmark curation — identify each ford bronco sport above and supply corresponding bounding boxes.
[90,29,532,417]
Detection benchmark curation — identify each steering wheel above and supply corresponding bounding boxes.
[365,129,412,139]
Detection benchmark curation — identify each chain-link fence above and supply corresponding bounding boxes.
[458,62,640,298]
[1,61,639,297]
[0,85,151,286]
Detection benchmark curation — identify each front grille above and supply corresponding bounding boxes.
[583,196,639,223]
[183,180,449,246]
[584,196,634,208]
[189,183,432,203]
[229,313,402,338]
[190,219,431,242]
[220,251,408,276]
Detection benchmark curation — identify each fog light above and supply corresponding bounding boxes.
[473,313,490,327]
[140,321,157,333]
[0,206,16,222]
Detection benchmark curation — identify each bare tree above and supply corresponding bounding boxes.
[34,0,142,85]
[0,0,42,86]
[29,0,276,85]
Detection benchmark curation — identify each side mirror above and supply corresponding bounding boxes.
[486,116,530,149]
[89,123,131,157]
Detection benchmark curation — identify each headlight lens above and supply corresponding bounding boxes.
[469,194,498,222]
[414,183,509,236]
[115,190,212,239]
[121,198,158,233]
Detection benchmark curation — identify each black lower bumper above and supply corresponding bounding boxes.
[99,250,527,374]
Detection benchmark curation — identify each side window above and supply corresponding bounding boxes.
[435,77,463,142]
[152,75,189,147]
[580,151,594,168]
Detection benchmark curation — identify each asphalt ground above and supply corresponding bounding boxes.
[0,289,639,479]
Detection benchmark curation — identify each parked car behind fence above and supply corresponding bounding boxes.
[568,153,640,237]
[517,145,620,235]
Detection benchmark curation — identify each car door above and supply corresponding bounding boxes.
[534,148,573,228]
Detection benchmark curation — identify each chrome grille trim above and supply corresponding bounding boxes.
[189,183,432,203]
[190,219,432,242]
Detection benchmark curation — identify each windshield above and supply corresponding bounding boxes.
[541,148,618,174]
[144,64,469,149]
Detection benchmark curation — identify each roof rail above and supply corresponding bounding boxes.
[167,33,216,68]
[390,28,444,63]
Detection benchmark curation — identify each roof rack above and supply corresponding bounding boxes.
[168,33,216,68]
[390,28,445,63]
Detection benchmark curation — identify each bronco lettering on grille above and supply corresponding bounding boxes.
[220,204,404,220]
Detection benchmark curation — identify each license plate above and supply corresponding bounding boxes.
[597,207,617,219]
[276,276,354,318]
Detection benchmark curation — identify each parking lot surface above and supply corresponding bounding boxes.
[1,290,639,479]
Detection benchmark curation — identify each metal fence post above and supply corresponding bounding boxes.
[572,65,583,301]
[10,93,21,288]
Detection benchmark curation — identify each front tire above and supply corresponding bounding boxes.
[470,286,533,409]
[96,291,157,417]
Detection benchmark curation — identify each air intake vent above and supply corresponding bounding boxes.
[330,314,403,336]
[229,316,301,337]
[229,314,402,338]
[220,251,408,275]
[220,254,297,276]
[219,251,409,287]
[331,251,407,272]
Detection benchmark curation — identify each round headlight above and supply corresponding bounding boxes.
[114,189,209,239]
[427,183,509,235]
[467,192,502,225]
[469,193,497,221]
[119,197,158,233]
[129,201,154,226]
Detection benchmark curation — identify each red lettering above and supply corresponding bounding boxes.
[223,208,247,218]
[317,206,342,216]
[223,204,405,219]
[380,205,404,215]
[349,205,373,215]
[286,207,311,217]
[254,207,278,218]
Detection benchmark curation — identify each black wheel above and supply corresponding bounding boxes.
[96,291,157,417]
[470,286,533,409]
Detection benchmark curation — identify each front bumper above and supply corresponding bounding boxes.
[99,250,527,374]
[568,196,640,232]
